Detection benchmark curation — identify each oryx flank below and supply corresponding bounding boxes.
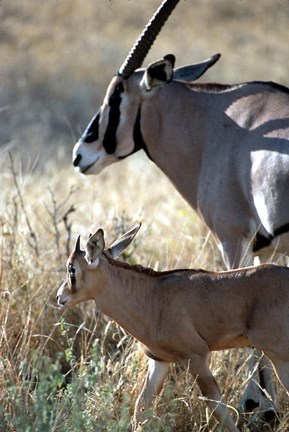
[72,0,289,424]
[57,225,289,432]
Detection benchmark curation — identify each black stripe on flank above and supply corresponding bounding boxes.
[253,223,289,253]
[83,109,101,143]
[103,82,124,154]
[253,232,273,253]
[273,223,289,238]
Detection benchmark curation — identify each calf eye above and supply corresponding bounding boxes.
[68,264,76,285]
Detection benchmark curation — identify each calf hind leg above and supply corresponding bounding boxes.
[188,357,239,432]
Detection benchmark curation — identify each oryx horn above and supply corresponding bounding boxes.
[118,0,180,78]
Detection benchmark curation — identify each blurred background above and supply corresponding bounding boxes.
[1,0,289,168]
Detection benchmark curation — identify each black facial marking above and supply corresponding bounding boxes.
[83,109,101,143]
[117,106,153,161]
[150,64,168,82]
[103,82,124,154]
[133,107,153,160]
[73,153,82,167]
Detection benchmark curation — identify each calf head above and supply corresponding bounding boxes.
[56,224,141,307]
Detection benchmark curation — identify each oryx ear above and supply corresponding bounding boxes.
[109,223,141,259]
[85,229,105,264]
[140,55,175,92]
[173,53,221,82]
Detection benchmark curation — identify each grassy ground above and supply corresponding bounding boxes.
[0,155,226,432]
[3,156,289,432]
[1,0,289,431]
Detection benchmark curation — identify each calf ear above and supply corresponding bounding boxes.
[140,55,175,91]
[109,223,141,259]
[74,235,81,253]
[85,229,105,264]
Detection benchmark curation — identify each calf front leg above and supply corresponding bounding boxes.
[133,358,170,431]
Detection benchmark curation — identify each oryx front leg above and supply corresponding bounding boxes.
[133,359,169,431]
[239,350,277,426]
[267,356,289,396]
[188,356,239,432]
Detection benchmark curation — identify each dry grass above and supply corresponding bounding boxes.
[1,0,289,431]
[0,155,222,432]
[1,154,289,431]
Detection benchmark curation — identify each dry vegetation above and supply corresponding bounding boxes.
[1,0,289,431]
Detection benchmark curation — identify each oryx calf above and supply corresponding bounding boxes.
[57,224,289,432]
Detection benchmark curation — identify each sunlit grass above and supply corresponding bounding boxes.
[1,155,289,431]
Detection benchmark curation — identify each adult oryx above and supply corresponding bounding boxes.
[73,0,289,271]
[72,0,289,426]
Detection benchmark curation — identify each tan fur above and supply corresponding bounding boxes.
[57,227,289,432]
